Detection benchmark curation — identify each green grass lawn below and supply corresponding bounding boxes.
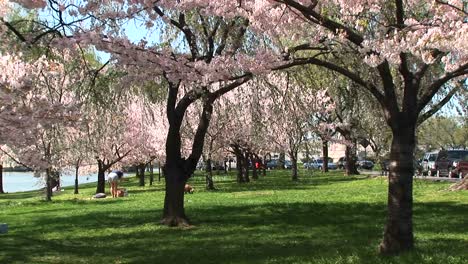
[0,170,467,264]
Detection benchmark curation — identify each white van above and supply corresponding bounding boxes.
[422,151,438,176]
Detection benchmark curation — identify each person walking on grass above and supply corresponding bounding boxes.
[107,170,124,198]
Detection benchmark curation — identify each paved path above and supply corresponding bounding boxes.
[359,170,461,182]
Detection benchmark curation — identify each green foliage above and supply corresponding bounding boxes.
[0,171,466,264]
[417,116,468,150]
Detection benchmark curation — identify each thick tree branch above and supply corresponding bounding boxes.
[153,6,199,59]
[417,63,468,113]
[185,98,214,176]
[395,0,405,29]
[1,20,27,42]
[215,21,234,56]
[164,77,180,126]
[0,147,33,171]
[376,62,400,118]
[417,81,465,125]
[277,0,364,46]
[275,57,385,104]
[174,87,208,122]
[211,74,253,99]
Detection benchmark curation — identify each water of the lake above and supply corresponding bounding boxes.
[2,171,99,193]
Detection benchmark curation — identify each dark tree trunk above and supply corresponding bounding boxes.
[158,162,162,182]
[304,143,311,163]
[290,151,298,181]
[74,165,79,194]
[205,158,215,190]
[345,141,359,175]
[251,154,258,180]
[380,120,416,254]
[322,139,329,173]
[243,153,250,183]
[45,169,52,201]
[262,156,267,176]
[233,146,244,183]
[149,162,154,186]
[162,85,215,226]
[237,157,244,183]
[278,152,285,169]
[96,163,106,194]
[0,164,4,194]
[161,166,189,226]
[138,163,146,187]
[206,173,215,190]
[161,75,249,226]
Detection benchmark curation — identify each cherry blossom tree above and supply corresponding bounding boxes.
[241,0,468,253]
[132,0,467,252]
[292,66,340,173]
[0,49,84,200]
[120,97,167,187]
[7,1,467,250]
[184,98,232,189]
[260,73,335,180]
[218,83,271,183]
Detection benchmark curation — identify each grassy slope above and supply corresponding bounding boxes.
[0,170,466,264]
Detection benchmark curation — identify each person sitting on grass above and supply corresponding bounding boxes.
[107,170,124,198]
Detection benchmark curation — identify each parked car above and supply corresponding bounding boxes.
[357,158,374,170]
[266,159,280,169]
[449,152,468,178]
[284,160,292,169]
[196,160,226,171]
[304,158,337,170]
[303,161,316,169]
[421,151,438,176]
[435,150,468,177]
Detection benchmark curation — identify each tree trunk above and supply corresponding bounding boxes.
[380,122,416,254]
[205,158,215,190]
[150,161,154,186]
[251,154,258,180]
[345,142,359,175]
[0,164,4,194]
[74,165,79,194]
[322,139,329,173]
[45,169,52,201]
[262,156,267,176]
[96,165,106,194]
[243,153,250,183]
[234,147,244,183]
[161,79,239,226]
[278,152,285,169]
[161,165,190,226]
[138,163,146,187]
[291,151,298,181]
[158,162,161,182]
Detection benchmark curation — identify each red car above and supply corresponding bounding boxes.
[449,153,468,178]
[435,150,468,177]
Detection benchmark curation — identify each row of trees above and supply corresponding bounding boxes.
[1,0,467,255]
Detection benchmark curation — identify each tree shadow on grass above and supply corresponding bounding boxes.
[126,187,165,195]
[199,174,372,194]
[0,190,43,201]
[1,200,466,264]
